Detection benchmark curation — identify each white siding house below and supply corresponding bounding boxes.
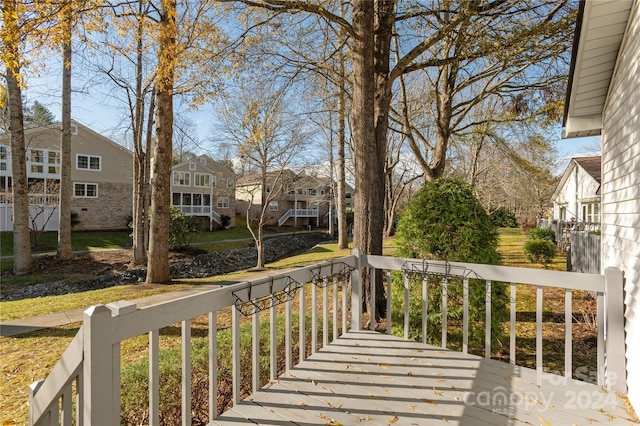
[563,0,639,413]
[552,156,601,222]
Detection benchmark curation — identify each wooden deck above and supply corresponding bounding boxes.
[214,330,635,426]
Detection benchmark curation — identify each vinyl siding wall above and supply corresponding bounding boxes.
[601,0,640,412]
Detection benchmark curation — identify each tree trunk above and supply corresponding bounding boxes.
[57,3,73,261]
[3,0,32,275]
[352,0,388,320]
[146,0,176,284]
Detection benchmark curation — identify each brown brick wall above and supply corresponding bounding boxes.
[72,182,133,231]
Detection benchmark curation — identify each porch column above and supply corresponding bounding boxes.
[604,267,627,393]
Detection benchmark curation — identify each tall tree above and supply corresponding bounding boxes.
[1,0,33,274]
[146,0,177,284]
[217,85,308,268]
[57,0,74,260]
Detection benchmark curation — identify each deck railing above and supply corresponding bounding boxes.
[28,251,626,425]
[277,208,318,226]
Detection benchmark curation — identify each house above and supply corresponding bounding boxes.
[563,0,639,413]
[235,170,353,227]
[0,120,133,231]
[170,155,236,230]
[551,156,601,223]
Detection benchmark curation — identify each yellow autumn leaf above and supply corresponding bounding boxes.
[387,416,399,423]
[536,415,552,426]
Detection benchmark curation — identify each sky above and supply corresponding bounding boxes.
[21,51,602,175]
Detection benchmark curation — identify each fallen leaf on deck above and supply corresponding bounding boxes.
[408,371,414,376]
[378,363,391,369]
[408,404,416,410]
[433,388,443,396]
[422,398,436,405]
[535,415,552,426]
[442,417,449,423]
[387,415,399,423]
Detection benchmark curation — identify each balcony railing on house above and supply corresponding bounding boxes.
[174,205,222,226]
[28,251,628,425]
[277,208,318,226]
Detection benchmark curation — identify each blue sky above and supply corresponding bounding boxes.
[22,53,601,173]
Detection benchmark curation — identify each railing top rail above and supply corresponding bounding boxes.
[362,254,605,293]
[29,327,84,421]
[109,256,358,343]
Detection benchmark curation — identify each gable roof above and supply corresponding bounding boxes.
[551,155,601,200]
[173,155,235,176]
[563,0,634,138]
[573,156,601,184]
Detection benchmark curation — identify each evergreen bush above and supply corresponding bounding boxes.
[394,178,506,354]
[523,239,556,268]
[526,227,556,243]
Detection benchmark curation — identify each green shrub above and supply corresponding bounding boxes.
[490,207,518,228]
[524,239,556,268]
[395,178,501,264]
[526,227,556,243]
[393,178,506,354]
[169,206,203,249]
[219,214,231,229]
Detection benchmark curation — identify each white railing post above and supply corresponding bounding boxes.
[83,305,115,425]
[351,249,363,330]
[604,267,627,393]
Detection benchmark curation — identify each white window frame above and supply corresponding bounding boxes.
[194,173,211,187]
[48,151,61,174]
[217,196,229,209]
[227,178,234,188]
[74,182,98,198]
[173,171,190,186]
[268,201,279,212]
[76,154,101,171]
[189,162,196,170]
[212,175,217,188]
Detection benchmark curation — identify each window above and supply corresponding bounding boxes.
[582,203,600,223]
[29,149,46,174]
[0,163,6,171]
[77,154,101,171]
[182,193,192,206]
[189,162,196,170]
[268,201,279,211]
[217,197,229,209]
[194,173,211,187]
[309,188,317,195]
[173,171,190,186]
[0,146,8,160]
[212,175,217,188]
[48,151,60,174]
[30,149,44,163]
[172,193,181,205]
[227,178,234,188]
[74,183,98,198]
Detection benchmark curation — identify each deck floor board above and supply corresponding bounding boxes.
[214,330,635,425]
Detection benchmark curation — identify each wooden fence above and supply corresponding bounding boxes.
[569,232,601,274]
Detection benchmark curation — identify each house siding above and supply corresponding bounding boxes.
[601,0,640,411]
[552,161,600,221]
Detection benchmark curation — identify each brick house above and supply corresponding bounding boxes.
[0,120,133,231]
